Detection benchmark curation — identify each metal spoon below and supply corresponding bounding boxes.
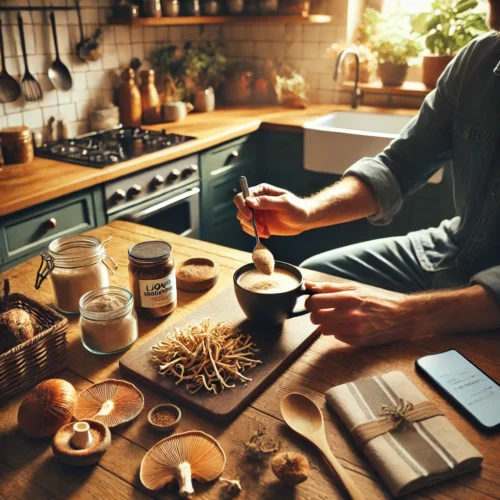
[281,393,365,500]
[0,19,21,103]
[17,12,42,102]
[239,176,275,275]
[75,0,101,62]
[48,10,72,91]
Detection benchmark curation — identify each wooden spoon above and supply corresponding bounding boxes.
[239,176,275,275]
[281,393,365,500]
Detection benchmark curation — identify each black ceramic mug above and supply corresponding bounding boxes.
[233,261,312,325]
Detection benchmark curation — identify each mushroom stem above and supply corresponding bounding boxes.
[70,422,93,449]
[177,462,194,498]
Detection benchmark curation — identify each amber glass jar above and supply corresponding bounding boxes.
[128,241,177,318]
[0,126,34,164]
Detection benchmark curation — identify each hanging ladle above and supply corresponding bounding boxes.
[0,19,21,103]
[48,10,72,91]
[75,0,101,62]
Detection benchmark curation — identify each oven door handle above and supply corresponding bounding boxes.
[126,187,201,222]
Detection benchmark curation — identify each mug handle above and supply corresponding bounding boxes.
[290,284,315,317]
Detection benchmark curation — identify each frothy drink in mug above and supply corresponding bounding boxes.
[238,268,300,294]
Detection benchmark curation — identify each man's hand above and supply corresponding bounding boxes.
[304,281,419,346]
[305,281,500,346]
[233,183,310,238]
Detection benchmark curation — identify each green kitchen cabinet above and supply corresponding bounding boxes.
[199,134,260,252]
[259,130,456,265]
[0,186,106,273]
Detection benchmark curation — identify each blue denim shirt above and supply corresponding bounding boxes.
[345,32,500,304]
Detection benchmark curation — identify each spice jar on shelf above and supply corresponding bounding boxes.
[35,235,118,314]
[79,286,138,355]
[160,0,180,15]
[128,241,177,318]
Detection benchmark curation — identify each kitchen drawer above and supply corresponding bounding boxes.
[1,188,102,264]
[201,135,257,176]
[209,165,258,216]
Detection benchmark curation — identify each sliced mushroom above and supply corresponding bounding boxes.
[140,431,226,497]
[74,379,144,428]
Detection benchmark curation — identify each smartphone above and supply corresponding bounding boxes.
[416,349,500,431]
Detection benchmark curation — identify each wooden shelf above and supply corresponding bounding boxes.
[109,14,332,26]
[342,80,430,98]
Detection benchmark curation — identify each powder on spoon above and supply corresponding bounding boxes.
[252,245,275,275]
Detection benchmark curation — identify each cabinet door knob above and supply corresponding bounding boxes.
[230,150,239,158]
[232,187,239,195]
[46,217,57,230]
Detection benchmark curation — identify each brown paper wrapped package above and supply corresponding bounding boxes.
[325,371,483,497]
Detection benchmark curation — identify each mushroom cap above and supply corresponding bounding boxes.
[140,431,226,491]
[52,419,111,466]
[74,379,144,428]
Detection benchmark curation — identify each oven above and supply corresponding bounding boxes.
[106,154,201,239]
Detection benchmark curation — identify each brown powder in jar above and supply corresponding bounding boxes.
[86,294,125,312]
[178,264,215,281]
[151,408,178,426]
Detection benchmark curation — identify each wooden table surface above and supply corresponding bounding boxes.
[0,221,498,500]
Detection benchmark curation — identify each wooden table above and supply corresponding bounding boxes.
[0,221,498,499]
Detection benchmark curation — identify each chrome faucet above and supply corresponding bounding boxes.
[334,49,362,109]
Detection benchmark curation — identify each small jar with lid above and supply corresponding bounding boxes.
[128,241,177,318]
[35,235,118,314]
[0,126,34,164]
[80,286,138,355]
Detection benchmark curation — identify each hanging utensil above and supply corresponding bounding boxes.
[0,19,21,103]
[281,393,365,500]
[17,12,42,102]
[75,0,101,62]
[48,10,72,91]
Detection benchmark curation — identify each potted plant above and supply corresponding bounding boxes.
[372,32,422,86]
[412,0,487,88]
[149,44,188,103]
[183,41,226,112]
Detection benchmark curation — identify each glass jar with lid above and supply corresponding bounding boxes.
[79,286,138,355]
[128,240,177,318]
[35,235,118,314]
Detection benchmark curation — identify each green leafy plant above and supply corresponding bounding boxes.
[359,8,422,65]
[412,0,488,56]
[149,42,226,101]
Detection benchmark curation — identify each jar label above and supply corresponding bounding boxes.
[138,271,176,308]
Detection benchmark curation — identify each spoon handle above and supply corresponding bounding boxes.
[239,176,260,244]
[318,442,365,500]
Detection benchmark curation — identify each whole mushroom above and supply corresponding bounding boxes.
[140,431,226,497]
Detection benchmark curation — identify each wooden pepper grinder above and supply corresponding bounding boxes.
[139,69,161,125]
[119,68,142,127]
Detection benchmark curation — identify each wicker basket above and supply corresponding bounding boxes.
[0,293,69,401]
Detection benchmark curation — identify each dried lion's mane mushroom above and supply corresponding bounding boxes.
[151,319,261,394]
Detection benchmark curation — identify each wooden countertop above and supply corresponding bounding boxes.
[0,221,498,499]
[0,105,416,217]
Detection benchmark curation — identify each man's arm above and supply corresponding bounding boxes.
[304,281,500,346]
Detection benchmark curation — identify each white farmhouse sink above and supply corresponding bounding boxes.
[304,111,443,184]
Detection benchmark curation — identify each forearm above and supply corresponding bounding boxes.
[407,285,500,336]
[304,176,378,230]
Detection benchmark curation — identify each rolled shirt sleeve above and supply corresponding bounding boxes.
[341,42,477,225]
[471,267,500,307]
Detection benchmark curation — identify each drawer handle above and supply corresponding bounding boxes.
[230,150,239,158]
[45,217,57,230]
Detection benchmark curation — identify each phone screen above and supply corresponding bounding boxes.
[417,350,500,429]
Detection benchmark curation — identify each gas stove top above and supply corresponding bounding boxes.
[35,127,196,168]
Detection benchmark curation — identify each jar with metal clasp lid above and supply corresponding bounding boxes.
[35,235,118,314]
[0,126,34,164]
[128,240,177,318]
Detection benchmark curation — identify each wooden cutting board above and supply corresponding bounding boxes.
[119,288,319,422]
